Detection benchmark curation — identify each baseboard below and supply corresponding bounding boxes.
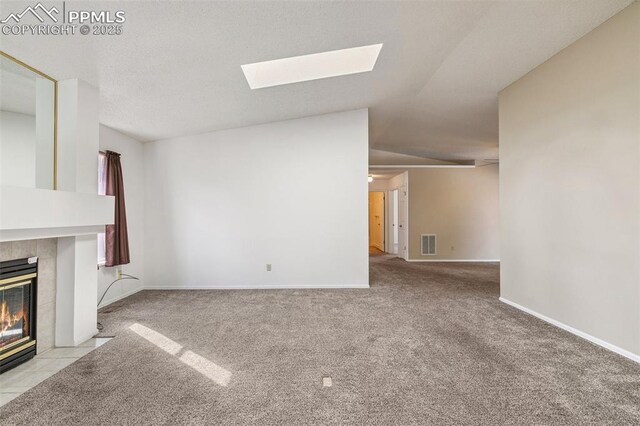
[72,329,100,347]
[98,286,144,309]
[499,297,640,364]
[406,259,500,263]
[143,284,370,290]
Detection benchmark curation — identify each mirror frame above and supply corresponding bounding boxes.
[0,51,58,190]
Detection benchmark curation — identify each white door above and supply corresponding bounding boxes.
[391,189,399,254]
[397,185,408,260]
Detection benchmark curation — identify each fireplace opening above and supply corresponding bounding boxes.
[1,282,30,347]
[0,257,37,374]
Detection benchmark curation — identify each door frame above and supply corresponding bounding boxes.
[388,188,399,255]
[387,173,408,260]
[368,191,386,252]
[368,171,408,259]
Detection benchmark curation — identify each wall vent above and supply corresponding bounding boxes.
[421,234,436,255]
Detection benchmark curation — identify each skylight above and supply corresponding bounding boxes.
[241,43,383,89]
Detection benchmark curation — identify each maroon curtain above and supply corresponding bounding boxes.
[105,150,130,266]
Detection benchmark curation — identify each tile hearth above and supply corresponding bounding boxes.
[0,338,111,407]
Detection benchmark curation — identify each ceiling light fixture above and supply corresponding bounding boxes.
[241,43,383,89]
[368,175,374,183]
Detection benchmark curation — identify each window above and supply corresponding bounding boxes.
[97,152,107,265]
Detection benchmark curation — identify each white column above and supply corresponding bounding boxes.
[56,236,98,346]
[55,79,101,346]
[57,79,99,193]
[35,78,55,189]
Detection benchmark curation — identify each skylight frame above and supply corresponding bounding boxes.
[241,43,383,89]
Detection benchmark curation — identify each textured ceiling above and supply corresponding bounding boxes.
[0,0,633,160]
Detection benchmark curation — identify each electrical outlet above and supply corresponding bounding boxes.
[266,264,272,272]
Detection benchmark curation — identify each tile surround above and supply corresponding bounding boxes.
[0,243,10,260]
[37,257,57,305]
[0,238,57,353]
[36,302,56,352]
[36,238,56,259]
[9,240,36,260]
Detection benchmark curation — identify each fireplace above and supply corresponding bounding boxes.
[0,257,37,374]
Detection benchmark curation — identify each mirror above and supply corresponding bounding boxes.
[0,52,56,190]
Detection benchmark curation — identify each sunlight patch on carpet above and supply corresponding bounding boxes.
[129,323,183,355]
[129,323,232,386]
[179,350,232,386]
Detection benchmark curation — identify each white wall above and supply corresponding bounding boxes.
[499,3,639,358]
[407,165,500,261]
[144,109,369,289]
[0,79,54,189]
[367,178,391,192]
[0,111,36,187]
[98,125,145,306]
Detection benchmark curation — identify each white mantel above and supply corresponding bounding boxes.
[0,186,114,242]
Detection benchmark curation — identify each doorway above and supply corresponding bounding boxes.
[368,191,385,253]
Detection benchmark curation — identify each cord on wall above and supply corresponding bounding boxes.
[97,272,140,332]
[97,273,139,307]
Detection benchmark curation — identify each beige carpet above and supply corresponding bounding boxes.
[1,256,639,425]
